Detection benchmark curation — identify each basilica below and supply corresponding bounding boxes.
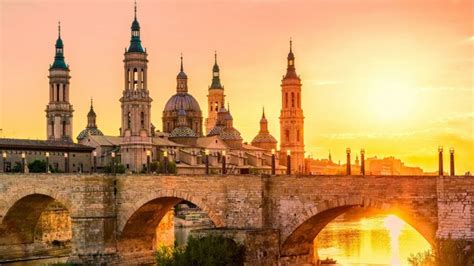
[0,3,306,175]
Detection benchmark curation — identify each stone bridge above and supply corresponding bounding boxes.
[0,174,472,265]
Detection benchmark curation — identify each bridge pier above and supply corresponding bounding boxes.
[67,176,118,264]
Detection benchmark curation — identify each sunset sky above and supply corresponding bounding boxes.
[0,0,472,173]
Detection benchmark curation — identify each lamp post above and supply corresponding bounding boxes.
[438,146,443,176]
[111,152,116,175]
[146,150,151,174]
[205,149,210,175]
[21,152,26,173]
[222,150,226,175]
[163,150,168,174]
[92,151,97,174]
[346,148,351,176]
[449,148,455,176]
[45,152,50,173]
[2,152,6,173]
[64,152,69,173]
[360,149,365,176]
[286,150,291,175]
[271,149,276,175]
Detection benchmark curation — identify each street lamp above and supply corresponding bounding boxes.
[45,152,50,173]
[286,150,291,175]
[64,152,69,173]
[449,148,455,176]
[360,149,365,176]
[271,149,276,175]
[163,150,168,174]
[346,148,351,176]
[222,150,226,175]
[111,152,116,175]
[438,146,443,176]
[146,150,151,174]
[21,152,26,173]
[2,152,6,173]
[205,149,210,175]
[92,151,97,174]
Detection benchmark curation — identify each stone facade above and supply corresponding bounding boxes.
[0,174,472,265]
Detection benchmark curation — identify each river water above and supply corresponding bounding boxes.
[315,214,431,265]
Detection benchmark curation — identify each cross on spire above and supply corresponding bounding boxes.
[290,37,292,52]
[180,53,184,72]
[58,21,61,38]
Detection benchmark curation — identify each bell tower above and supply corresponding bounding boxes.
[279,39,305,174]
[46,22,74,142]
[119,2,153,172]
[205,52,225,134]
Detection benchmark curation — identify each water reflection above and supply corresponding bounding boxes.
[315,214,431,265]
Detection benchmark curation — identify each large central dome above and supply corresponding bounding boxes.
[164,93,201,113]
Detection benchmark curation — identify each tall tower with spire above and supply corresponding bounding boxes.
[119,2,153,172]
[205,52,225,134]
[46,22,74,142]
[279,39,305,174]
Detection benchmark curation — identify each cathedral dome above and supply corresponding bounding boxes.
[164,93,201,113]
[77,127,104,141]
[220,127,243,141]
[251,133,277,144]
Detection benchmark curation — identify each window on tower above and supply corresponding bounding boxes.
[56,84,60,101]
[289,59,294,66]
[127,112,131,129]
[297,93,300,108]
[285,130,290,142]
[62,120,66,136]
[291,92,295,107]
[140,112,145,128]
[297,130,300,142]
[285,93,288,108]
[133,68,138,90]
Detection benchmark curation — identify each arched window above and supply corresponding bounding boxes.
[291,92,295,107]
[297,93,300,108]
[62,120,67,136]
[285,130,290,142]
[285,93,288,108]
[133,68,138,90]
[56,84,60,101]
[51,120,55,136]
[141,69,144,87]
[127,112,131,129]
[297,130,300,142]
[140,112,145,128]
[63,84,66,101]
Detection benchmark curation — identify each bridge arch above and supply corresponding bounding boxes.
[280,196,436,261]
[117,189,223,259]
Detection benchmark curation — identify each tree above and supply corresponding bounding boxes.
[155,235,245,266]
[28,160,47,173]
[408,237,474,266]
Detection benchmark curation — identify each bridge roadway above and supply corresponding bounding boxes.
[0,174,472,265]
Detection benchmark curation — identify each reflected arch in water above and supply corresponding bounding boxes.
[280,197,436,262]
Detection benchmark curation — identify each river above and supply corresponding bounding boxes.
[315,214,431,265]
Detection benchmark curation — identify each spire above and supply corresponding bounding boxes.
[128,1,144,53]
[51,21,67,70]
[210,51,223,89]
[87,97,97,128]
[176,54,188,93]
[262,106,266,118]
[134,0,137,20]
[284,38,297,79]
[259,106,268,132]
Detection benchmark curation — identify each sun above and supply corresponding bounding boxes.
[369,77,417,121]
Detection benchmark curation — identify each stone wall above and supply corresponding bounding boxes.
[34,201,71,244]
[155,209,175,248]
[437,176,474,240]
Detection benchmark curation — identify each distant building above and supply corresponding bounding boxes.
[365,156,423,176]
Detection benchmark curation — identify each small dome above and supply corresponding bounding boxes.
[207,125,225,136]
[170,126,197,138]
[77,127,104,141]
[88,108,96,117]
[164,93,201,113]
[220,127,243,141]
[55,38,63,48]
[177,70,188,79]
[251,133,277,144]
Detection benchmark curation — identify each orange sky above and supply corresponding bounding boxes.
[0,0,472,173]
